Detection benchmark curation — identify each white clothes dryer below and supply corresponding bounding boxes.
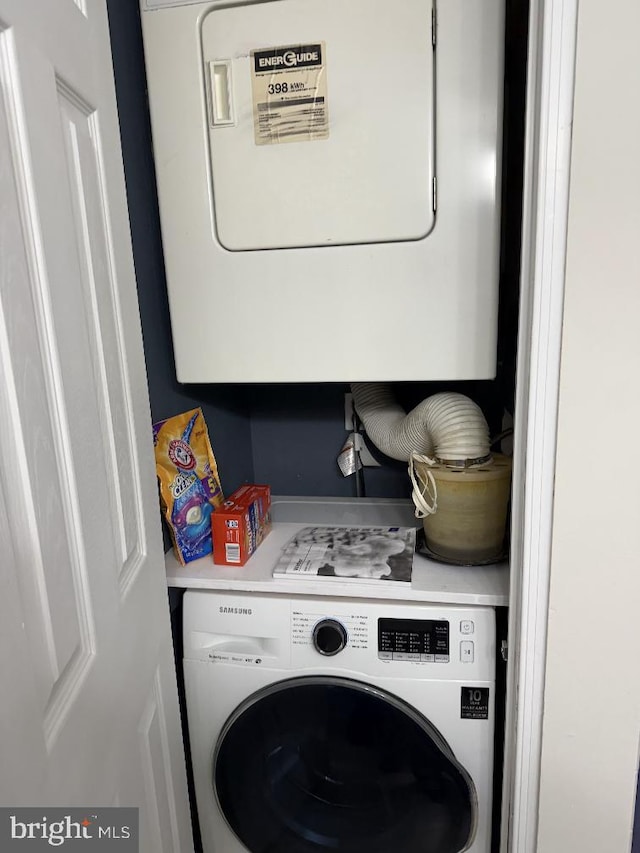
[184,589,497,853]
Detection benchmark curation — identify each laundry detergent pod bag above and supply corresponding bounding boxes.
[153,408,224,564]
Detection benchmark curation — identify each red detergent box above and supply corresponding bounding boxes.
[212,485,271,566]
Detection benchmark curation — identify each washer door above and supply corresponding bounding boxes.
[214,676,477,853]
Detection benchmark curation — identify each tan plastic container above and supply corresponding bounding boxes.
[415,454,512,562]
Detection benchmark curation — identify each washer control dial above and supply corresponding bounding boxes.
[313,619,348,656]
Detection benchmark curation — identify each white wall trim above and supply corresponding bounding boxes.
[503,1,579,851]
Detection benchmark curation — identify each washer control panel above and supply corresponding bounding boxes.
[292,609,369,651]
[186,592,494,679]
[284,601,492,676]
[378,618,450,663]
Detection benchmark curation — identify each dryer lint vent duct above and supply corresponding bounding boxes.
[351,383,512,564]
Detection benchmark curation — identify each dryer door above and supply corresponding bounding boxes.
[213,676,477,853]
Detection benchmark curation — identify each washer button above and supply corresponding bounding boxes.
[460,641,475,663]
[460,620,475,635]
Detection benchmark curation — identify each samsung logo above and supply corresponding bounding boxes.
[219,606,252,615]
[254,44,322,73]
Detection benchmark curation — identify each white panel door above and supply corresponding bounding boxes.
[0,1,193,850]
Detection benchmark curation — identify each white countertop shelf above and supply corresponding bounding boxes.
[166,496,509,608]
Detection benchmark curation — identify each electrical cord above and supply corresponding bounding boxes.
[352,405,366,499]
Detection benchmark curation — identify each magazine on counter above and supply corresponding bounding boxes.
[273,525,416,583]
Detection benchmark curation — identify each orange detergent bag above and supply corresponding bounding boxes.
[153,408,224,564]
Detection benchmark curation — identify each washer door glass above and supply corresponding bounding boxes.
[214,676,477,853]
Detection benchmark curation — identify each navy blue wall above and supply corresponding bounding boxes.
[250,383,413,499]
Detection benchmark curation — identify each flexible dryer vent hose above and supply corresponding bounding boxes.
[350,383,492,517]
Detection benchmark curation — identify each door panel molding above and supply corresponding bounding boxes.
[503,1,579,850]
[0,2,193,843]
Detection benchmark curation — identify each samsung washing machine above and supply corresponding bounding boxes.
[183,589,496,853]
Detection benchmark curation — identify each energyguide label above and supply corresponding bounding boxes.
[250,42,329,145]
